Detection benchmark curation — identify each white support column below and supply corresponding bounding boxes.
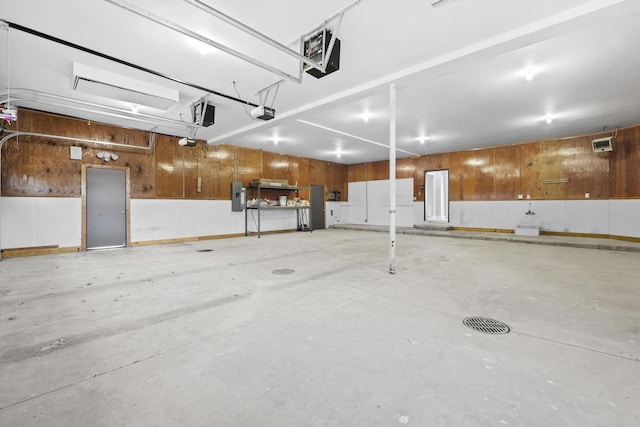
[389,84,397,274]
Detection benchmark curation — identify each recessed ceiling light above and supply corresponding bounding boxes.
[546,115,553,124]
[271,136,280,144]
[187,38,215,56]
[525,69,535,81]
[336,151,342,158]
[416,135,430,144]
[361,111,372,122]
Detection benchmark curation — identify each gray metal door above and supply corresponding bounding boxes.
[86,168,127,249]
[310,184,325,230]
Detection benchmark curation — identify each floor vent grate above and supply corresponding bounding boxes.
[272,269,295,275]
[463,317,510,334]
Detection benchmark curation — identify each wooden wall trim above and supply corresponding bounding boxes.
[0,247,81,258]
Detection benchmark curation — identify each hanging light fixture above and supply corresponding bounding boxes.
[96,151,119,161]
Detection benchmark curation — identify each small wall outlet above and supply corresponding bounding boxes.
[585,192,590,199]
[517,194,524,199]
[526,194,531,200]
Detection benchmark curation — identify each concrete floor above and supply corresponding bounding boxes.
[1,229,639,426]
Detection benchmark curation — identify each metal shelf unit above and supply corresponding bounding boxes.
[244,184,310,238]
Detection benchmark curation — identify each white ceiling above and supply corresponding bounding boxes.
[2,0,640,164]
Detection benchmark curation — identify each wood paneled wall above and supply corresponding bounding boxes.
[5,109,635,203]
[1,109,348,201]
[347,125,640,201]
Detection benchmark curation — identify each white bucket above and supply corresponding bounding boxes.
[279,196,287,206]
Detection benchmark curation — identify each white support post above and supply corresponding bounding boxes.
[389,84,397,274]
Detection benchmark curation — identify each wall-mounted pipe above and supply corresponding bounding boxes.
[1,89,203,133]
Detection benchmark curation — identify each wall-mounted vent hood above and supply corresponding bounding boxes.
[72,63,179,110]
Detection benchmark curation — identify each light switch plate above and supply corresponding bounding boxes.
[70,146,82,160]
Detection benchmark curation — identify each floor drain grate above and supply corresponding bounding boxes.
[463,317,510,334]
[272,269,295,275]
[197,249,213,252]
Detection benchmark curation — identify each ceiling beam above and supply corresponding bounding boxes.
[207,0,631,144]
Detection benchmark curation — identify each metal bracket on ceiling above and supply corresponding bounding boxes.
[182,0,355,77]
[104,0,358,84]
[104,0,304,84]
[300,11,345,75]
[254,80,283,108]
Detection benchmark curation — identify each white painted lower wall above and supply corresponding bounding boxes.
[130,199,305,241]
[339,179,640,238]
[2,194,638,250]
[325,201,349,228]
[0,197,81,249]
[0,197,304,250]
[449,199,640,238]
[130,199,247,242]
[351,198,640,238]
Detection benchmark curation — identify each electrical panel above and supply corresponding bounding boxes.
[231,182,246,212]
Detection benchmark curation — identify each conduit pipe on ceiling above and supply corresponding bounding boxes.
[1,20,259,109]
[104,0,303,84]
[1,89,203,134]
[0,130,153,260]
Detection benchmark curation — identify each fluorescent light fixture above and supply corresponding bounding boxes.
[73,63,179,110]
